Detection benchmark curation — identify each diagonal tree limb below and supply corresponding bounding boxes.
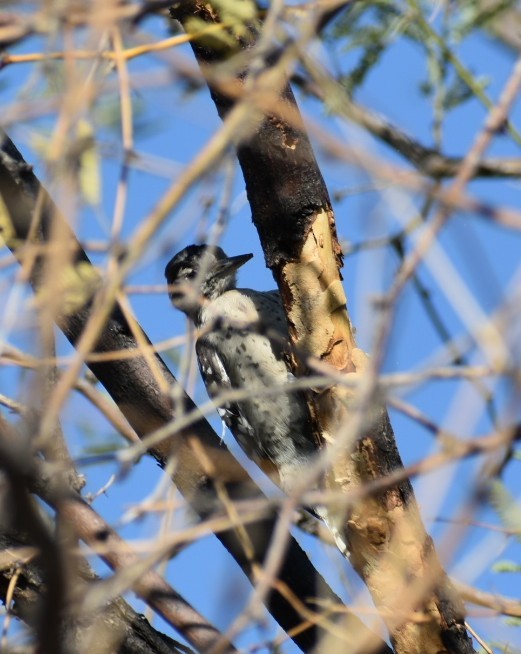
[0,132,390,653]
[453,579,521,619]
[0,414,231,653]
[292,68,521,180]
[0,526,194,654]
[169,2,475,653]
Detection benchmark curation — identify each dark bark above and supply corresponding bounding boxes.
[170,3,475,653]
[0,132,390,653]
[0,415,228,653]
[170,1,333,269]
[0,533,192,654]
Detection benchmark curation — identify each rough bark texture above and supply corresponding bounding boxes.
[170,2,475,653]
[0,534,188,654]
[170,1,333,268]
[0,132,390,653]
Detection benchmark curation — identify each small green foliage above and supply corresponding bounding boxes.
[330,2,407,96]
[29,120,101,205]
[452,0,518,41]
[185,16,237,50]
[505,617,521,627]
[76,119,101,206]
[184,0,258,52]
[95,93,152,138]
[488,640,521,653]
[76,417,124,458]
[35,260,102,316]
[0,191,15,247]
[341,41,386,97]
[164,347,182,368]
[442,74,489,110]
[212,0,257,25]
[421,72,490,110]
[489,480,521,537]
[323,0,499,119]
[492,559,521,573]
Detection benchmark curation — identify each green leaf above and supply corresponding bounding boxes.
[489,480,521,537]
[76,119,101,206]
[492,559,521,573]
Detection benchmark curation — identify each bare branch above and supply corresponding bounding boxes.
[170,3,474,653]
[0,131,384,652]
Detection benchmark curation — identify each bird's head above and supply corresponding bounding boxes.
[165,244,253,318]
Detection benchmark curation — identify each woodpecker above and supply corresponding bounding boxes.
[164,243,320,494]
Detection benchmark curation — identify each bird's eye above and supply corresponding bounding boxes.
[178,268,197,280]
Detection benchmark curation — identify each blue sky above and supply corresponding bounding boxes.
[1,5,521,652]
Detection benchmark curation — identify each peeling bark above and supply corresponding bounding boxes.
[0,130,388,653]
[171,2,475,653]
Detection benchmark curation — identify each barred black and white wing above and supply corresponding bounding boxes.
[167,244,349,555]
[195,288,317,492]
[195,337,257,458]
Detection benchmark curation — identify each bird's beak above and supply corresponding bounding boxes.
[211,252,253,279]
